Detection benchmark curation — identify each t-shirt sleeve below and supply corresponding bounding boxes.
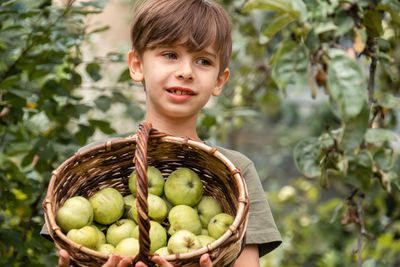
[242,161,282,257]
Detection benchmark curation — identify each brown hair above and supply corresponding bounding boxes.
[130,0,232,74]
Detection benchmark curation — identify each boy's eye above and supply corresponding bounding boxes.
[197,58,211,66]
[163,52,177,60]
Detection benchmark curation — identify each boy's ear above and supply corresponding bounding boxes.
[127,50,144,82]
[212,68,230,96]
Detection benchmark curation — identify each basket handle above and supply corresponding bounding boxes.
[133,121,153,265]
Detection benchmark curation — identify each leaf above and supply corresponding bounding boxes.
[89,119,116,134]
[261,13,295,42]
[242,0,307,21]
[376,94,400,109]
[4,90,27,108]
[377,1,400,25]
[353,28,367,53]
[314,21,338,34]
[271,41,309,93]
[294,137,321,178]
[85,63,102,82]
[365,129,398,143]
[340,104,369,152]
[117,68,131,83]
[362,259,389,267]
[304,28,320,53]
[327,49,367,120]
[88,25,110,35]
[347,150,373,191]
[0,75,19,90]
[363,10,383,37]
[334,11,355,36]
[374,147,395,171]
[94,95,111,112]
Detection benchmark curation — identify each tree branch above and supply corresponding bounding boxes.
[368,54,377,108]
[366,37,377,108]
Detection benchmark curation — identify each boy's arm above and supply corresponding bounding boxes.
[233,244,260,267]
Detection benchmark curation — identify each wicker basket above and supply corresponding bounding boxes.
[42,122,249,266]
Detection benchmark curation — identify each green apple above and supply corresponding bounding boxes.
[89,188,124,225]
[201,229,209,236]
[168,205,202,235]
[129,193,168,222]
[208,213,234,240]
[67,225,98,250]
[167,230,201,254]
[129,166,165,196]
[89,224,106,249]
[98,243,115,254]
[123,194,136,219]
[164,168,203,207]
[106,219,137,247]
[132,220,167,253]
[196,196,223,228]
[56,196,93,232]
[154,246,169,256]
[114,237,139,256]
[197,235,215,247]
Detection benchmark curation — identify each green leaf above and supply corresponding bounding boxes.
[117,68,131,83]
[363,10,383,37]
[340,104,369,152]
[75,124,95,145]
[374,147,395,171]
[314,21,338,34]
[88,25,110,35]
[376,94,400,109]
[294,137,321,178]
[304,28,320,53]
[376,1,400,25]
[347,150,373,191]
[362,259,389,267]
[327,49,367,120]
[365,129,397,143]
[126,103,145,121]
[85,63,102,81]
[94,95,111,112]
[89,119,115,134]
[334,11,355,36]
[4,90,27,108]
[242,0,307,21]
[0,75,19,90]
[261,13,295,42]
[272,41,309,92]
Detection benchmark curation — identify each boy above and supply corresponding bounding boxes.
[55,0,281,266]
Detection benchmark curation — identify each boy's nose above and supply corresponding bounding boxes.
[175,62,194,81]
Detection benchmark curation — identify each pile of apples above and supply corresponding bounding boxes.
[55,167,234,256]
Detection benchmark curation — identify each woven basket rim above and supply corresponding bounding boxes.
[43,133,249,263]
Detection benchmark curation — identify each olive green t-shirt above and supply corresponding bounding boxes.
[41,139,282,257]
[213,145,282,257]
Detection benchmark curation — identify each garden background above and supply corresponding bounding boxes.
[1,0,399,266]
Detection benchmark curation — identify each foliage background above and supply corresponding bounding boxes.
[0,0,399,266]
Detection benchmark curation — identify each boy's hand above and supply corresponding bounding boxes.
[57,249,213,267]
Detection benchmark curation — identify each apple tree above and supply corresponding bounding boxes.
[214,0,400,266]
[0,0,141,265]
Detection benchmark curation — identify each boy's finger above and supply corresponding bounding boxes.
[150,255,173,267]
[199,254,213,267]
[103,254,121,267]
[117,257,132,267]
[58,249,70,267]
[135,261,148,267]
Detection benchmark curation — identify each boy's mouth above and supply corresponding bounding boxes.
[166,87,195,95]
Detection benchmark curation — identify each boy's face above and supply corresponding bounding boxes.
[127,45,229,122]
